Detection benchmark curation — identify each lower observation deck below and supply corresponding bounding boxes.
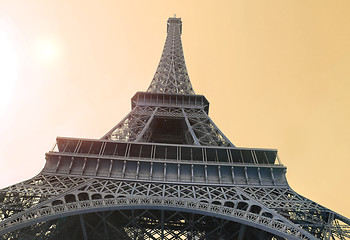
[44,137,287,187]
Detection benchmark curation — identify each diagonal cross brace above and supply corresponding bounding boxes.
[135,107,158,142]
[182,108,200,145]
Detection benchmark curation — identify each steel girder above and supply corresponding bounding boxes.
[0,175,313,239]
[1,170,349,239]
[2,209,288,240]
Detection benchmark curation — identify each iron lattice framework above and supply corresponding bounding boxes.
[1,17,349,240]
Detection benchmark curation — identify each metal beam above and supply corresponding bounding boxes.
[135,107,158,142]
[182,109,200,145]
[79,214,89,240]
[237,224,247,240]
[205,109,235,147]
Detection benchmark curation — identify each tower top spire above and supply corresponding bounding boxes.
[147,17,193,94]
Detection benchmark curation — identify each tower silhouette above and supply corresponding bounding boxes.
[0,17,349,240]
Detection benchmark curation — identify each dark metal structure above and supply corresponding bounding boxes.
[1,17,349,240]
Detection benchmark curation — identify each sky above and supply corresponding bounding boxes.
[0,0,349,219]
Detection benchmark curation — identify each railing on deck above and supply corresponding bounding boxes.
[51,137,281,165]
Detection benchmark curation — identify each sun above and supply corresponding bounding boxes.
[37,38,62,64]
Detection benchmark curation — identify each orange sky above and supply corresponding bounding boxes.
[0,0,349,218]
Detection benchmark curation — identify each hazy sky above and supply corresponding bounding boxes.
[0,0,349,218]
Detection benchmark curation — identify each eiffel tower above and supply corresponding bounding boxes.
[1,17,349,240]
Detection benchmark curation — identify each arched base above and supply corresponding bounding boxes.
[2,209,284,240]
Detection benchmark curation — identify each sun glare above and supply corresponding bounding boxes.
[0,31,18,116]
[37,38,62,64]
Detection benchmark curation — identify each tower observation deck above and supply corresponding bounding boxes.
[0,17,349,240]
